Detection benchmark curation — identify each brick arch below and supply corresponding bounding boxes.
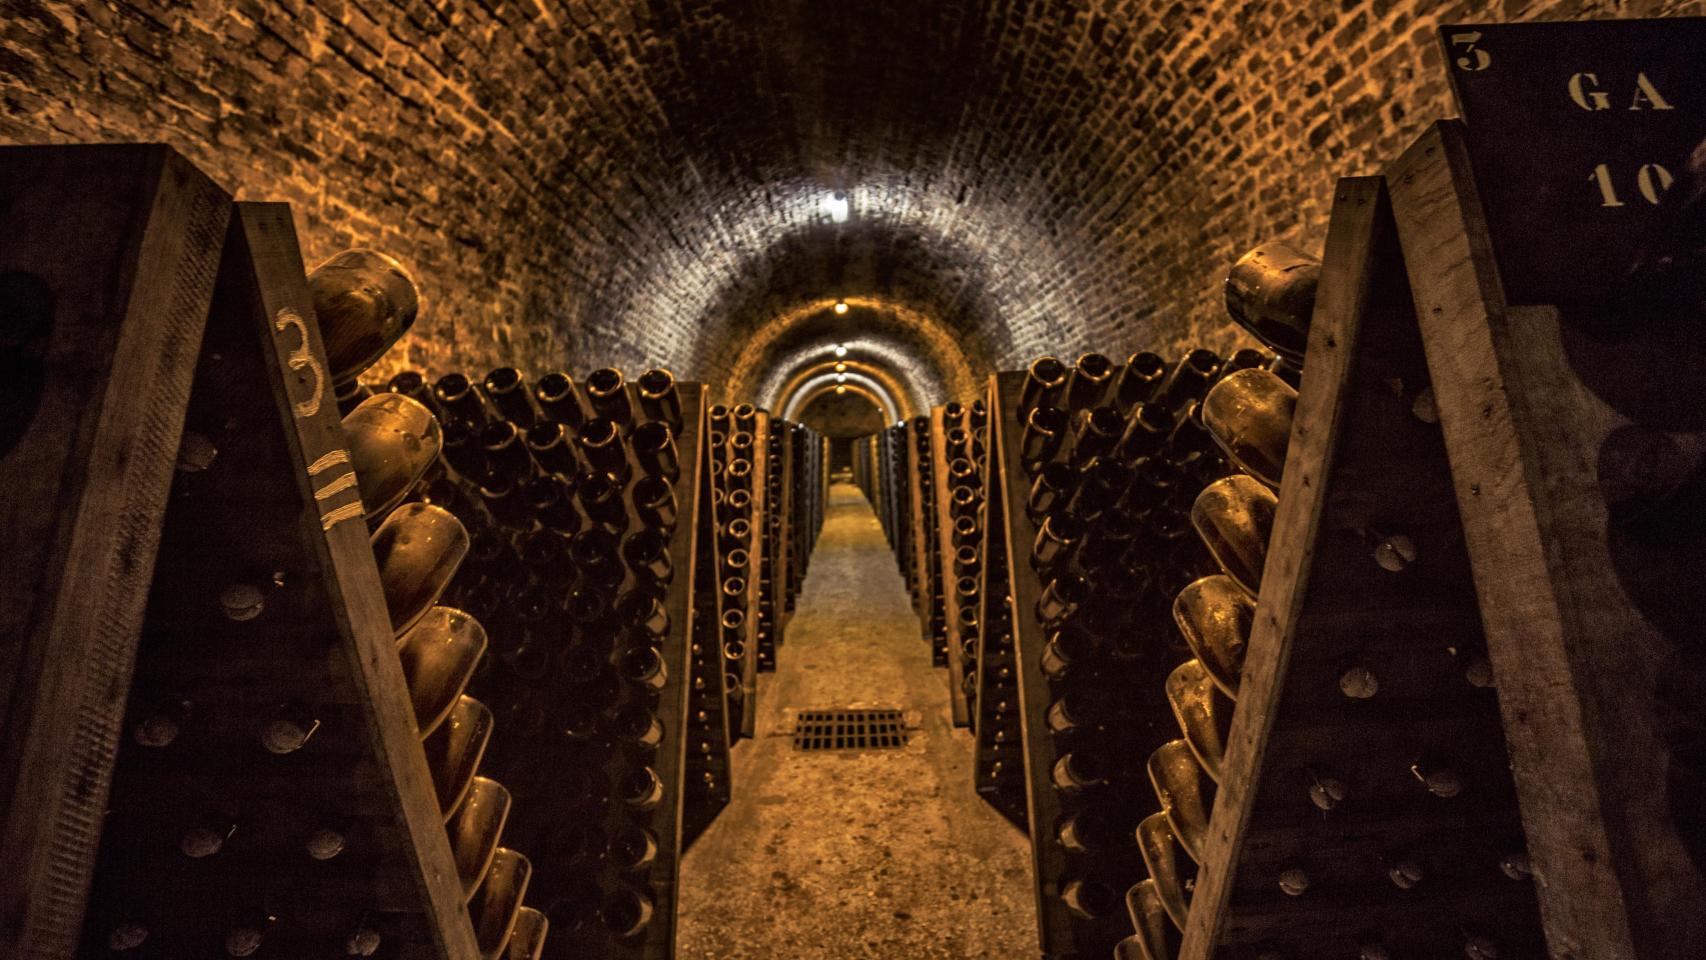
[7,0,1702,402]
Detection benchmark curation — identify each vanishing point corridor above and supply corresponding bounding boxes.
[676,483,1033,958]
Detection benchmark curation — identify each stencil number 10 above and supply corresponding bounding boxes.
[1590,162,1675,207]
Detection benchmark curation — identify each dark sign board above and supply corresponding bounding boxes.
[1439,18,1706,306]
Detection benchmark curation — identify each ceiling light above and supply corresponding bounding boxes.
[834,362,847,372]
[833,300,848,315]
[822,193,850,223]
[836,385,847,395]
[836,373,847,383]
[834,344,848,358]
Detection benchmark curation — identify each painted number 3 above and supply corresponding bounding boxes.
[273,307,325,419]
[1450,32,1490,72]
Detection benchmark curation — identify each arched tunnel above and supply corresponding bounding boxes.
[4,2,1705,960]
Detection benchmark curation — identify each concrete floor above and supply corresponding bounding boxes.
[676,483,1035,959]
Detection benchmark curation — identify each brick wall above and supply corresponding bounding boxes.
[4,0,1700,407]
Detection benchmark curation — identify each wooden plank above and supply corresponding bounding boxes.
[971,376,1026,829]
[931,406,972,727]
[1394,119,1706,959]
[0,144,231,960]
[682,398,732,850]
[1181,178,1388,959]
[81,203,479,959]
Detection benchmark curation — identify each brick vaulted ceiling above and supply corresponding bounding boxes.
[4,0,1702,410]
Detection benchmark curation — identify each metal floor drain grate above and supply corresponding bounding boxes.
[792,708,910,750]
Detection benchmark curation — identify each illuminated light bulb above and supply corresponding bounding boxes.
[836,386,847,395]
[834,300,848,315]
[835,362,847,372]
[823,193,850,222]
[836,373,846,384]
[835,344,848,357]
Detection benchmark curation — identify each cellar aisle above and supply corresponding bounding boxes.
[676,483,1034,959]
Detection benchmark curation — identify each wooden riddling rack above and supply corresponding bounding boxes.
[386,362,709,960]
[0,144,506,960]
[931,402,990,729]
[1160,119,1706,960]
[980,347,1278,959]
[699,406,824,737]
[756,419,825,673]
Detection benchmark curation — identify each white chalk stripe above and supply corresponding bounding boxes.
[307,449,350,476]
[319,501,365,532]
[313,470,359,501]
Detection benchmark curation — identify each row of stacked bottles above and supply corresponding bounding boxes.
[355,370,826,958]
[371,361,699,960]
[38,179,828,960]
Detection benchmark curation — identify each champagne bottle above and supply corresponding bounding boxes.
[609,825,659,872]
[619,765,666,810]
[482,366,537,425]
[334,378,372,417]
[1115,351,1168,411]
[1069,406,1124,466]
[1201,367,1296,488]
[525,476,582,534]
[633,420,679,478]
[439,419,490,483]
[1019,405,1068,465]
[577,417,630,480]
[1115,401,1174,462]
[1026,462,1077,520]
[469,848,531,955]
[396,606,488,737]
[1149,738,1214,862]
[576,470,628,530]
[617,588,670,639]
[423,695,492,818]
[587,367,633,423]
[1156,348,1223,411]
[1137,811,1193,929]
[533,371,584,426]
[341,394,441,517]
[1068,352,1114,408]
[601,887,656,938]
[1191,474,1278,597]
[1224,241,1320,363]
[306,249,419,384]
[433,372,489,428]
[1059,879,1118,920]
[1172,574,1254,697]
[1050,749,1110,793]
[622,530,674,583]
[634,475,679,530]
[1020,356,1069,412]
[1031,512,1085,570]
[611,699,664,749]
[523,420,576,475]
[371,502,470,634]
[480,419,535,482]
[449,776,512,900]
[1040,622,1097,680]
[637,367,682,428]
[1066,457,1133,522]
[508,907,549,960]
[1036,572,1088,627]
